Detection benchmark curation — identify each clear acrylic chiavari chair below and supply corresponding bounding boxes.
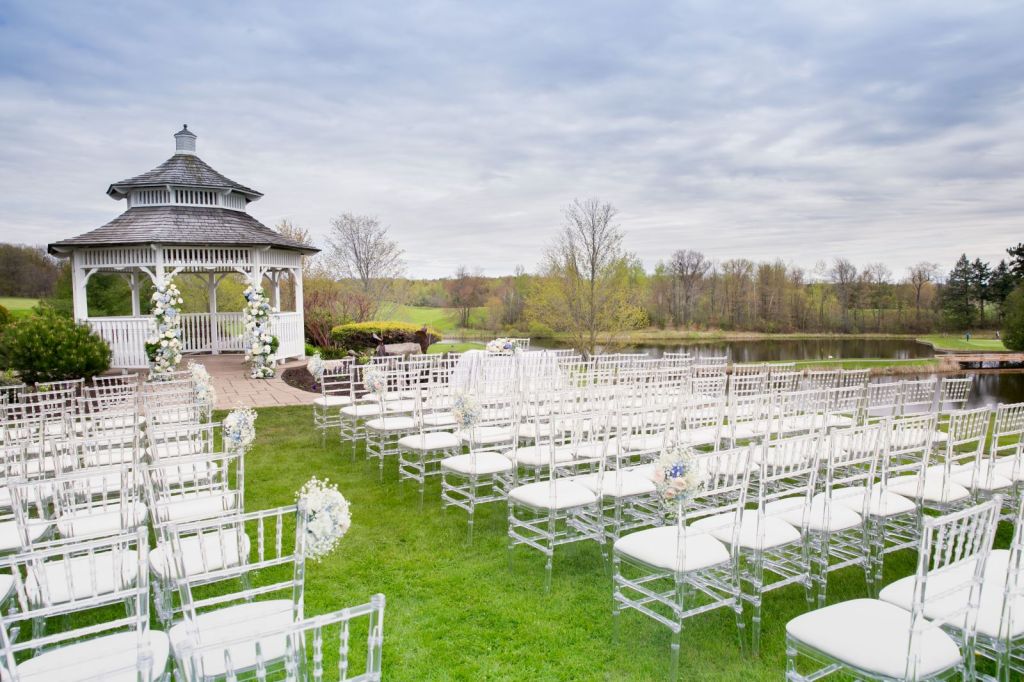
[786,498,1001,681]
[612,446,753,681]
[0,529,169,681]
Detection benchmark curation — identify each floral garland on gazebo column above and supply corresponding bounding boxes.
[243,280,279,378]
[145,277,184,379]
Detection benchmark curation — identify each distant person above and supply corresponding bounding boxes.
[373,332,386,357]
[965,331,971,342]
[996,330,1001,340]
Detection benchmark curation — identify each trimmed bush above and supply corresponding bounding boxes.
[0,304,11,327]
[0,311,111,384]
[331,321,441,351]
[1002,284,1024,351]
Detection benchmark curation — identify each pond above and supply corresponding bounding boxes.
[529,337,934,361]
[525,337,1024,406]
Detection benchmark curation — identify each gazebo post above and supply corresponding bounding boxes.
[129,271,141,316]
[293,266,304,322]
[70,251,88,322]
[207,272,219,354]
[270,271,281,310]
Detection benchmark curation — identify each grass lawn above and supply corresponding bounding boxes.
[238,405,1011,680]
[0,297,38,318]
[385,305,487,333]
[919,334,1007,352]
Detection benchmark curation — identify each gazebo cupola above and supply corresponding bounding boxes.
[49,126,318,368]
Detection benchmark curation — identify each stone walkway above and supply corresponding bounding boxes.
[196,354,316,410]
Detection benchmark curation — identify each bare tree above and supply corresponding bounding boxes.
[862,262,892,331]
[446,266,488,328]
[907,262,939,324]
[668,249,710,326]
[829,258,858,331]
[325,213,404,321]
[528,198,644,357]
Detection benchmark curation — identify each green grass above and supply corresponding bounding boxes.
[235,405,1006,680]
[427,341,486,354]
[383,305,487,333]
[918,334,1007,352]
[0,297,38,318]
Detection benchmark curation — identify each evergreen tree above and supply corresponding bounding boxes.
[1009,243,1024,283]
[1002,283,1024,351]
[990,260,1016,317]
[942,254,975,329]
[971,258,991,322]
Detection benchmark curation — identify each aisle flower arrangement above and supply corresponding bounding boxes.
[243,282,279,379]
[297,476,352,561]
[223,408,257,452]
[451,393,482,431]
[486,338,516,355]
[307,352,326,384]
[145,278,184,379]
[189,361,215,413]
[363,367,387,397]
[652,444,705,509]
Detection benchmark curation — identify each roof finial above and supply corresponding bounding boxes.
[174,124,197,155]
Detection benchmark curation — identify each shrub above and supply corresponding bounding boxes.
[1002,284,1024,351]
[0,311,111,384]
[0,304,11,327]
[331,321,441,351]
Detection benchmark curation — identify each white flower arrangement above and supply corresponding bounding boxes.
[486,338,517,355]
[296,476,352,562]
[243,282,278,379]
[451,393,482,431]
[145,278,184,379]
[652,444,705,509]
[307,352,326,383]
[223,408,257,452]
[362,367,387,397]
[189,361,216,411]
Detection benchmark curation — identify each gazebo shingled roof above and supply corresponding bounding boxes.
[48,205,317,253]
[106,153,263,199]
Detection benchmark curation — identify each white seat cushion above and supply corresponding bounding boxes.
[421,412,457,427]
[675,426,721,447]
[993,456,1024,482]
[313,394,352,407]
[786,598,961,679]
[440,452,514,476]
[614,526,731,572]
[365,416,416,432]
[169,600,294,678]
[765,495,862,533]
[383,399,417,413]
[887,475,971,504]
[950,467,1014,492]
[823,486,917,518]
[508,444,576,467]
[508,480,599,510]
[460,426,515,447]
[879,550,1024,639]
[626,463,658,482]
[398,431,460,451]
[150,529,251,581]
[573,471,657,498]
[690,509,801,550]
[26,550,139,605]
[57,501,148,538]
[0,519,51,552]
[14,630,169,682]
[618,433,669,453]
[154,492,239,525]
[0,572,12,599]
[340,404,381,418]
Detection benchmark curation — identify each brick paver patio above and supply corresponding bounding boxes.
[198,354,316,410]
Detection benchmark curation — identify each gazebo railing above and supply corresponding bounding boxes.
[88,312,305,369]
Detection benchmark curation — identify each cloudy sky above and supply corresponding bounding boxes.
[1,1,1021,278]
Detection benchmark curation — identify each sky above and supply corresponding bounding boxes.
[0,0,1022,279]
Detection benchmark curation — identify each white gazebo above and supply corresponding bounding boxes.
[48,126,318,369]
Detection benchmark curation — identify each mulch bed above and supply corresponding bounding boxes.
[281,367,319,394]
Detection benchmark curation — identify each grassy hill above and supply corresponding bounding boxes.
[0,297,38,319]
[918,334,1007,352]
[382,305,487,333]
